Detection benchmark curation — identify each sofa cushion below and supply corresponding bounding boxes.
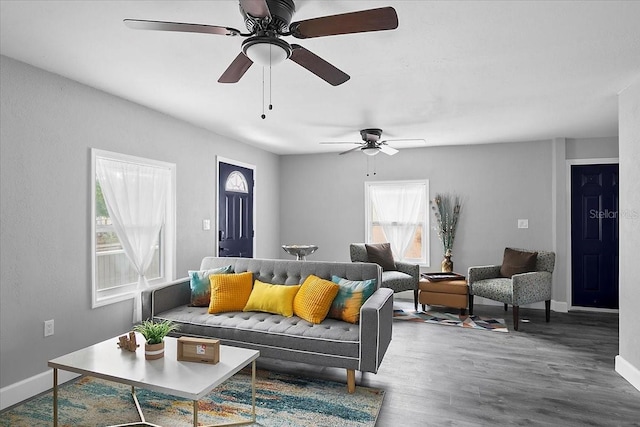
[208,272,253,314]
[243,280,301,317]
[154,306,361,360]
[500,248,538,278]
[328,276,377,324]
[188,265,234,307]
[293,275,339,324]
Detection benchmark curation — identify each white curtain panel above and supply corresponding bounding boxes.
[96,158,170,322]
[370,183,424,261]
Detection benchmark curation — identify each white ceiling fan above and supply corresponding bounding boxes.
[321,128,425,156]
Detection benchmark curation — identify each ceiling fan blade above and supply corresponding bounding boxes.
[124,19,241,36]
[320,141,361,145]
[289,45,350,86]
[339,146,364,155]
[290,7,398,39]
[379,145,399,156]
[218,53,254,83]
[381,138,426,145]
[239,0,271,20]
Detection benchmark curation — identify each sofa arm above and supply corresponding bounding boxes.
[512,271,553,305]
[359,287,394,373]
[395,261,420,282]
[141,277,190,321]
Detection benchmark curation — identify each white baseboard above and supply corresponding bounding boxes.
[0,369,80,411]
[615,355,640,393]
[551,300,568,313]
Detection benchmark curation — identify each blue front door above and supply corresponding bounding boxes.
[571,163,619,308]
[218,161,254,258]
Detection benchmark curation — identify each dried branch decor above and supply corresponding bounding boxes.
[431,193,462,256]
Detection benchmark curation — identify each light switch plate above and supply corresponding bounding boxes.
[202,219,211,230]
[518,219,529,229]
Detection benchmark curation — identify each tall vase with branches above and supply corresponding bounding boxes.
[431,193,462,272]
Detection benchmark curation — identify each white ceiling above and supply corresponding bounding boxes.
[2,1,639,155]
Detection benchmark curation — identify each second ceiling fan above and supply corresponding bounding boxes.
[322,128,426,156]
[124,0,399,86]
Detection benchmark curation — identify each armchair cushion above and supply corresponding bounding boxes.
[500,248,538,278]
[365,243,396,271]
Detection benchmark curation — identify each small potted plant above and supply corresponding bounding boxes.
[133,319,180,360]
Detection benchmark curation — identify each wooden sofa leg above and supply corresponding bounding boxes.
[468,294,474,315]
[545,300,551,322]
[347,369,356,393]
[414,289,419,311]
[504,303,508,311]
[513,305,519,331]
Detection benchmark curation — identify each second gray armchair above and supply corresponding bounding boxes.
[468,248,555,331]
[350,243,420,310]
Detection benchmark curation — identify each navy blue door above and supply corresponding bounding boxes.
[218,162,254,258]
[571,164,618,308]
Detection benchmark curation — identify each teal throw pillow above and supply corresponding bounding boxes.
[188,265,234,306]
[327,275,377,324]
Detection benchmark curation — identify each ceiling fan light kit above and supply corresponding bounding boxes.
[242,36,291,66]
[362,146,380,156]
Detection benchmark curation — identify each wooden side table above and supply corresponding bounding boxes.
[418,277,469,314]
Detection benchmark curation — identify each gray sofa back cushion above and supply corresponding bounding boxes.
[200,257,382,288]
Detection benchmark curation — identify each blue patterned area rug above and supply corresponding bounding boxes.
[0,369,383,427]
[394,309,509,332]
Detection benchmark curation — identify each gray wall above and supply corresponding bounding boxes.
[566,137,618,159]
[280,141,555,279]
[0,56,281,389]
[618,78,640,380]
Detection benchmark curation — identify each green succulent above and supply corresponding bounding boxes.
[133,319,179,345]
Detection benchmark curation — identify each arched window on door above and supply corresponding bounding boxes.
[225,171,249,193]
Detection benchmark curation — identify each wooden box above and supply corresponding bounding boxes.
[177,336,220,364]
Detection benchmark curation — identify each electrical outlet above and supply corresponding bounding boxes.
[202,219,211,230]
[44,319,54,337]
[518,219,529,229]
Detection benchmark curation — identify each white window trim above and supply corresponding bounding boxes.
[91,148,176,308]
[364,179,430,266]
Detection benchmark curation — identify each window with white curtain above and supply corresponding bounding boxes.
[91,149,176,316]
[365,180,429,265]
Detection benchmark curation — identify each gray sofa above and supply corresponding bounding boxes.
[141,257,393,392]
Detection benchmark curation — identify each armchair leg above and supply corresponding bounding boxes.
[513,306,519,331]
[545,300,551,322]
[414,289,418,312]
[468,295,474,315]
[504,303,508,311]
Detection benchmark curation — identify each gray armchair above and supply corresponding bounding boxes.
[467,248,555,331]
[350,243,420,310]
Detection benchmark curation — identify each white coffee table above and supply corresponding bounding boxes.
[48,333,260,427]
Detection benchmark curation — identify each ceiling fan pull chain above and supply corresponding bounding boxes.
[261,67,265,118]
[269,43,273,111]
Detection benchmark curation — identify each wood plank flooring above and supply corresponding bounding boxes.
[258,301,640,426]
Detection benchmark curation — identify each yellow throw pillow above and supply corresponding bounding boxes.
[208,272,254,314]
[243,280,301,317]
[293,275,340,324]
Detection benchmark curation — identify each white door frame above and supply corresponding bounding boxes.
[565,157,619,312]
